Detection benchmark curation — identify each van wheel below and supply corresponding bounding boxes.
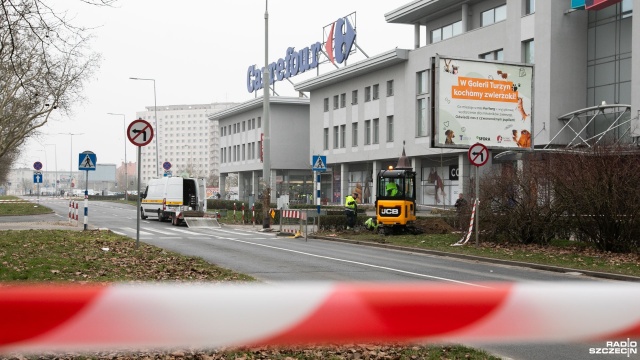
[157,209,164,222]
[141,208,148,220]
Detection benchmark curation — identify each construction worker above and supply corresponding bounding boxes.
[344,192,358,229]
[386,179,398,197]
[364,217,378,231]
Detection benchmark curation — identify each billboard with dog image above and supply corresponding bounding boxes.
[435,55,534,149]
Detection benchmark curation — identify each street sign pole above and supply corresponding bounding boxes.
[84,170,89,231]
[468,143,488,247]
[136,146,141,249]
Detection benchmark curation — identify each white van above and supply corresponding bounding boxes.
[140,177,204,225]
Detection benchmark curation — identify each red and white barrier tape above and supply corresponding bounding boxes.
[1,282,639,352]
[453,199,477,246]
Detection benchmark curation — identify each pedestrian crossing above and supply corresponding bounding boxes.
[108,225,262,239]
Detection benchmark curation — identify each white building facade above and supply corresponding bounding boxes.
[295,0,638,207]
[135,103,236,185]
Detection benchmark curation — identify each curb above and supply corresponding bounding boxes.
[308,234,640,283]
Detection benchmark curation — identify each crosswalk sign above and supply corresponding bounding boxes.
[312,155,327,172]
[78,151,97,171]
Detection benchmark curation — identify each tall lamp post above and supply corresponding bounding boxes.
[45,144,58,196]
[129,77,160,178]
[59,132,83,195]
[107,112,128,201]
[262,0,271,230]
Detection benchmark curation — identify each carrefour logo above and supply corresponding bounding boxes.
[246,16,356,93]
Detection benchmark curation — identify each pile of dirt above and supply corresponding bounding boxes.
[413,217,454,234]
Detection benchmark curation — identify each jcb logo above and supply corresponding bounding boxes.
[380,208,400,215]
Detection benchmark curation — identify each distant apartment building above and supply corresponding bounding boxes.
[135,103,236,185]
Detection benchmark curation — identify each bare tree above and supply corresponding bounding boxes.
[0,0,112,163]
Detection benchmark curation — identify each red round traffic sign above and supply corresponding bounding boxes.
[127,119,154,147]
[468,143,489,167]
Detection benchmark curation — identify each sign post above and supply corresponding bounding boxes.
[78,151,97,230]
[468,143,488,246]
[33,162,43,203]
[128,118,154,248]
[312,155,327,214]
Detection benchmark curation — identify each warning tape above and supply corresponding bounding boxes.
[452,199,478,246]
[0,282,639,352]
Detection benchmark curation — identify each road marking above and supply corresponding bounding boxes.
[165,227,201,236]
[141,227,173,235]
[111,230,126,236]
[217,238,486,287]
[122,227,154,236]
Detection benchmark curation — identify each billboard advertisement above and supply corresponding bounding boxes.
[435,56,534,149]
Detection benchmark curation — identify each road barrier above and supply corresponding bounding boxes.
[0,282,639,352]
[68,200,79,226]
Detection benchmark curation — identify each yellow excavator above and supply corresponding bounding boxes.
[375,148,421,235]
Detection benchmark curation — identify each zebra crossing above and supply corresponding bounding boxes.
[109,225,265,240]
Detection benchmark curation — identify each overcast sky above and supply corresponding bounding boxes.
[19,0,414,173]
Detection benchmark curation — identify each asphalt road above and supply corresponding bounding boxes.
[6,197,639,360]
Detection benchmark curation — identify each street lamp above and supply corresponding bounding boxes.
[59,132,83,195]
[129,77,160,178]
[107,113,128,201]
[45,144,58,196]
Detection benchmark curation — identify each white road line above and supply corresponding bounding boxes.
[122,227,154,236]
[214,238,486,287]
[141,227,173,235]
[111,230,126,236]
[165,227,201,236]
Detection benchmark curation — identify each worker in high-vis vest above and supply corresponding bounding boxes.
[344,192,358,229]
[386,180,398,197]
[364,217,378,231]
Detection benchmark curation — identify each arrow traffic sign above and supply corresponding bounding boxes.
[312,155,327,172]
[33,171,43,184]
[127,119,154,147]
[78,151,97,171]
[468,143,489,167]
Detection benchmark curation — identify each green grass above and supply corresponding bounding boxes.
[0,197,54,216]
[0,230,254,282]
[319,229,640,277]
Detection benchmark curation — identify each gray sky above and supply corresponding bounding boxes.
[19,0,413,173]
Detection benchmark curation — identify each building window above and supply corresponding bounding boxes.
[258,117,261,128]
[372,118,379,144]
[242,144,245,160]
[386,116,394,142]
[323,128,329,150]
[417,98,428,137]
[352,122,358,146]
[622,0,632,18]
[525,0,535,15]
[431,20,462,43]
[523,39,534,64]
[480,49,504,61]
[340,125,346,148]
[372,84,379,100]
[324,98,329,112]
[340,93,346,108]
[482,4,507,27]
[242,121,246,132]
[365,86,371,102]
[364,120,371,145]
[417,70,429,94]
[352,90,358,105]
[333,95,339,109]
[386,80,394,97]
[333,126,339,149]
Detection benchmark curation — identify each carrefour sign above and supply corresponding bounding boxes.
[246,16,356,93]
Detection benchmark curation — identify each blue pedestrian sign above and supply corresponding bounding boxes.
[312,155,327,172]
[33,171,43,184]
[78,151,97,171]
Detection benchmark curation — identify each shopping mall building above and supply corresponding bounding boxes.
[295,0,640,205]
[219,0,638,207]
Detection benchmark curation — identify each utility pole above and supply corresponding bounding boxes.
[262,0,272,230]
